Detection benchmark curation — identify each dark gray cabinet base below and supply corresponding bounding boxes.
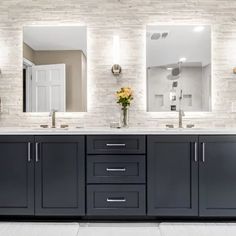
[0,134,236,219]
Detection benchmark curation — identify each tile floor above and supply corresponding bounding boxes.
[78,223,161,236]
[2,222,236,236]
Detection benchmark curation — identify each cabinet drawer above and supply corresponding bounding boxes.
[87,185,146,215]
[87,136,146,154]
[87,155,146,183]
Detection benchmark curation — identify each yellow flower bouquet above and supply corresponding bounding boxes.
[116,87,134,107]
[116,87,133,127]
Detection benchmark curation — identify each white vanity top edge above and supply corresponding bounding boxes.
[0,127,236,135]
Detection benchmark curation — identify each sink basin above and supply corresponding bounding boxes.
[33,127,69,131]
[165,127,204,131]
[165,124,196,130]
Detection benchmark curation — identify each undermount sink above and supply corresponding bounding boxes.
[165,124,196,129]
[165,127,203,131]
[33,127,69,131]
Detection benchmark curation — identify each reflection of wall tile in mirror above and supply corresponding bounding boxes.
[183,94,192,107]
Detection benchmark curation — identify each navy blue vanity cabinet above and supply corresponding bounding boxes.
[147,135,198,216]
[199,136,236,217]
[86,135,146,216]
[34,136,85,216]
[0,136,34,215]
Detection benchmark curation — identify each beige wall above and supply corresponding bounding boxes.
[23,43,35,63]
[81,52,87,112]
[33,50,86,112]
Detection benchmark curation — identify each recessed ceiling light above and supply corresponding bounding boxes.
[179,57,187,63]
[193,26,205,32]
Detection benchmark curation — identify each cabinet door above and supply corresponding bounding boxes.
[147,135,198,216]
[35,136,85,216]
[0,136,34,215]
[199,136,236,217]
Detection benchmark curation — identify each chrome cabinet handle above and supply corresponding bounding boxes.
[106,143,126,147]
[194,142,198,162]
[35,143,39,162]
[106,198,126,202]
[106,168,126,172]
[202,142,205,162]
[28,142,31,162]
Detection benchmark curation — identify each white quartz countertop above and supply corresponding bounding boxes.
[0,127,236,135]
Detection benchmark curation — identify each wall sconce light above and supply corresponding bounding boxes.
[111,35,122,76]
[233,67,236,74]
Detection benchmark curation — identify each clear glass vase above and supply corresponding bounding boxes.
[121,107,129,128]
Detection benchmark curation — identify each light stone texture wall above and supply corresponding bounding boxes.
[1,0,236,128]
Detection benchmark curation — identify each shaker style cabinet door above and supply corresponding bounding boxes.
[0,136,34,215]
[35,136,85,216]
[199,136,236,217]
[147,135,198,216]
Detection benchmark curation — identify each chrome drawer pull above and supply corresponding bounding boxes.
[28,142,31,162]
[202,142,205,163]
[106,198,126,202]
[35,143,39,162]
[106,143,126,147]
[106,168,126,172]
[194,142,198,162]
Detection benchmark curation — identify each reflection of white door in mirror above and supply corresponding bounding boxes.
[31,64,65,112]
[23,26,87,112]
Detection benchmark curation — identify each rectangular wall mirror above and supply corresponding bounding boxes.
[23,26,87,112]
[146,25,211,112]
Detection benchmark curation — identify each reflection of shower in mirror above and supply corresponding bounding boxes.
[167,59,185,80]
[146,25,211,112]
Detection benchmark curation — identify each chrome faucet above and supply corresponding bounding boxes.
[178,109,185,128]
[178,90,185,128]
[49,109,57,128]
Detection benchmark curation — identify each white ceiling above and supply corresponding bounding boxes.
[146,25,211,68]
[23,26,87,55]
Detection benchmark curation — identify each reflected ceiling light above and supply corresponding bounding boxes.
[179,57,187,63]
[167,67,173,71]
[193,26,205,32]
